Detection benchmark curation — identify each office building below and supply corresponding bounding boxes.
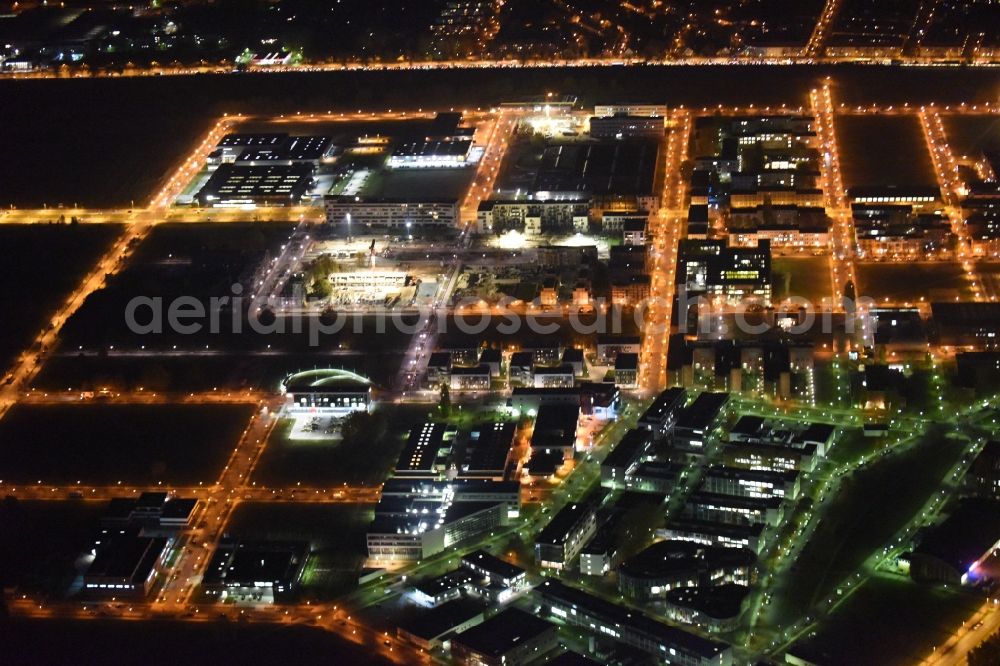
[389,138,474,168]
[674,392,730,456]
[721,441,817,473]
[626,462,686,494]
[969,441,1000,499]
[462,549,528,592]
[594,103,668,118]
[614,352,640,388]
[658,519,766,554]
[700,466,800,500]
[396,422,453,477]
[601,428,654,489]
[368,480,520,561]
[618,540,755,602]
[536,580,734,666]
[410,569,476,607]
[535,496,600,570]
[596,335,642,364]
[682,492,784,527]
[578,520,620,577]
[281,368,372,414]
[637,387,687,439]
[676,239,772,307]
[530,403,581,456]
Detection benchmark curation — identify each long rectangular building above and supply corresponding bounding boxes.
[325,196,458,230]
[674,392,730,456]
[369,480,521,562]
[700,466,800,500]
[535,496,600,570]
[638,387,687,439]
[535,579,733,666]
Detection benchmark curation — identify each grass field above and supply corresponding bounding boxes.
[940,114,1000,160]
[763,427,968,628]
[0,224,122,374]
[47,222,412,390]
[976,262,1000,301]
[251,404,432,487]
[791,575,983,666]
[32,351,405,394]
[772,256,833,305]
[0,403,254,485]
[0,617,391,665]
[0,499,106,596]
[836,115,938,189]
[856,262,974,303]
[223,502,375,600]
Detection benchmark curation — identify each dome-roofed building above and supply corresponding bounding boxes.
[280,368,372,414]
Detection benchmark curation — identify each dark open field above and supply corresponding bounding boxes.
[0,223,121,374]
[792,575,983,666]
[941,114,1000,159]
[32,351,406,394]
[0,499,106,595]
[45,222,413,390]
[855,261,975,303]
[0,67,997,207]
[763,428,968,628]
[0,403,254,485]
[222,502,374,600]
[0,617,392,666]
[772,256,833,305]
[251,404,432,488]
[836,114,938,189]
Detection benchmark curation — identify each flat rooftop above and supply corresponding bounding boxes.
[534,140,659,196]
[452,608,555,657]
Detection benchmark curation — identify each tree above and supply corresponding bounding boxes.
[438,382,451,418]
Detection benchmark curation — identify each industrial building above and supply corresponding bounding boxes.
[389,138,474,168]
[196,163,315,207]
[82,531,169,598]
[462,422,516,479]
[201,540,309,601]
[589,113,665,140]
[451,608,559,666]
